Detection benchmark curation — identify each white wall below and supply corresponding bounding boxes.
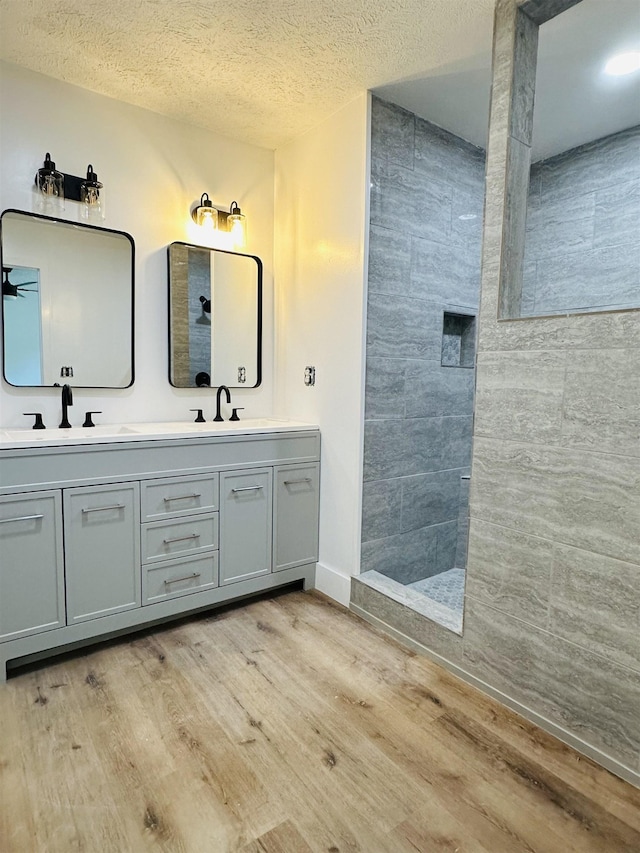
[0,61,275,427]
[274,94,371,605]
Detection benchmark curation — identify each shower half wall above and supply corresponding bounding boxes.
[361,97,485,626]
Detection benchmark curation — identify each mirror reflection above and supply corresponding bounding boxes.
[521,0,640,317]
[168,242,262,389]
[1,210,134,388]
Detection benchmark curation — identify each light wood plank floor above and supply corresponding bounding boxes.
[1,589,639,852]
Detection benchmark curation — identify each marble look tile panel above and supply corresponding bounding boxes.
[465,518,552,624]
[499,136,532,318]
[471,436,640,566]
[360,524,439,584]
[361,478,402,543]
[537,126,640,205]
[549,543,640,673]
[533,244,640,315]
[351,576,465,659]
[367,224,412,298]
[450,188,485,251]
[370,160,452,244]
[364,357,406,420]
[370,96,415,170]
[401,470,463,532]
[366,292,441,360]
[594,179,640,251]
[436,520,458,573]
[454,477,471,569]
[462,597,640,770]
[524,186,595,261]
[473,350,565,444]
[410,236,481,308]
[363,416,473,481]
[520,259,537,315]
[414,117,486,195]
[404,359,475,420]
[510,6,538,145]
[518,0,583,26]
[560,348,640,457]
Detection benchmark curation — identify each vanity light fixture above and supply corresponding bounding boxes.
[190,194,248,248]
[604,51,640,76]
[34,153,105,219]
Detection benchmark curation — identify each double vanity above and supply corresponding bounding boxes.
[0,420,320,681]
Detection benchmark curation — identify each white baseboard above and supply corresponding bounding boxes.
[312,562,351,606]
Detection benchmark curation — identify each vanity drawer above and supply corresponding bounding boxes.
[141,473,219,522]
[142,552,218,605]
[142,513,218,563]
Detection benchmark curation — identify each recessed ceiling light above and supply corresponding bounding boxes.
[604,51,640,76]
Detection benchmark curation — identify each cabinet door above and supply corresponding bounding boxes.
[0,490,65,642]
[273,463,320,572]
[64,483,141,624]
[219,469,272,585]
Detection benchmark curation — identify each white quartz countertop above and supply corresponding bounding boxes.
[0,418,319,450]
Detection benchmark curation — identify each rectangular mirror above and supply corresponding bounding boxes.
[1,209,135,388]
[168,242,262,388]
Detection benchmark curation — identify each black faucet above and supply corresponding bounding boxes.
[59,383,73,428]
[214,385,231,422]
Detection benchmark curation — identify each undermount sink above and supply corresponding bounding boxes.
[0,418,317,449]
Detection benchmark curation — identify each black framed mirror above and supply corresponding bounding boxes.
[1,209,135,388]
[168,241,262,389]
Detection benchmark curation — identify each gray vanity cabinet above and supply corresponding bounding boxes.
[273,463,320,572]
[0,491,65,642]
[63,483,141,624]
[219,468,272,585]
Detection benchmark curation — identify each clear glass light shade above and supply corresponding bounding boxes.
[192,193,218,230]
[227,201,247,249]
[80,166,104,221]
[35,153,64,214]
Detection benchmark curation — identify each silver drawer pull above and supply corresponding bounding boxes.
[162,533,200,545]
[82,504,125,514]
[283,478,312,485]
[0,513,44,524]
[231,485,263,493]
[163,493,201,503]
[164,571,201,586]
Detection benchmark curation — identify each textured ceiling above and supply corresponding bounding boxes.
[0,0,496,149]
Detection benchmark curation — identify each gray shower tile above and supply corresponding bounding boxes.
[400,470,462,532]
[520,259,537,315]
[435,521,458,573]
[594,179,640,251]
[410,236,481,308]
[465,518,552,624]
[524,189,595,261]
[371,97,415,170]
[454,488,470,570]
[367,292,441,360]
[561,348,640,457]
[360,525,439,584]
[405,360,475,419]
[365,358,406,420]
[549,543,640,673]
[462,598,640,770]
[474,350,565,444]
[450,189,485,251]
[370,160,452,243]
[414,117,485,195]
[361,478,403,543]
[363,419,406,481]
[368,224,412,298]
[471,436,640,566]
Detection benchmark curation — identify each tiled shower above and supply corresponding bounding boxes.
[360,96,485,632]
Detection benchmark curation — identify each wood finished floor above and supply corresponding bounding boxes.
[1,590,639,853]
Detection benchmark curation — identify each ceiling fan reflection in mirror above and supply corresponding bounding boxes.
[2,266,39,299]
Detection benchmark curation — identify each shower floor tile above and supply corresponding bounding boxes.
[407,568,466,613]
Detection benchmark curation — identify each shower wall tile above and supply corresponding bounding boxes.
[371,97,415,169]
[454,476,471,569]
[561,348,640,457]
[368,224,412,298]
[414,117,485,196]
[410,236,480,308]
[435,521,458,573]
[594,179,640,249]
[370,160,452,243]
[465,518,552,624]
[462,597,640,771]
[450,189,485,251]
[474,350,565,444]
[364,357,406,420]
[472,436,640,566]
[361,479,403,543]
[367,292,441,360]
[405,360,476,419]
[549,544,640,674]
[524,186,595,261]
[400,470,463,532]
[361,525,439,584]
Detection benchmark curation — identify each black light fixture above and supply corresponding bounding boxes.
[34,153,105,220]
[190,194,247,248]
[191,193,218,229]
